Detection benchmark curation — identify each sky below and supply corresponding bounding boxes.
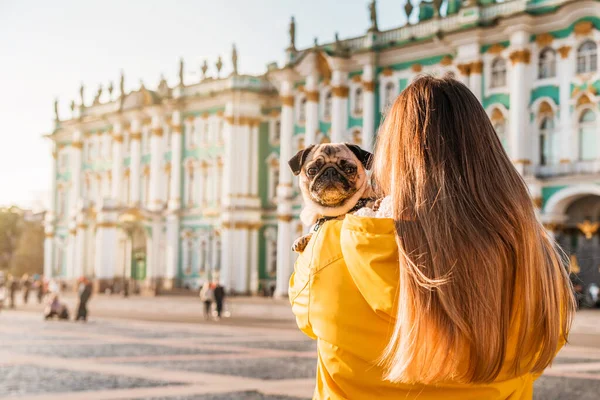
[0,0,412,210]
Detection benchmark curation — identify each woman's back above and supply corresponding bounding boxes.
[291,215,543,400]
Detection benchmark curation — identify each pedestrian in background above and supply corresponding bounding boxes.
[76,277,92,321]
[213,282,225,320]
[0,282,6,312]
[21,274,31,304]
[199,282,214,320]
[8,275,17,309]
[36,277,46,304]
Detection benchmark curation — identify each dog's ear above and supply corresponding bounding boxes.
[288,145,316,176]
[344,143,373,170]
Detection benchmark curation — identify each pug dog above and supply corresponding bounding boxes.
[288,143,378,253]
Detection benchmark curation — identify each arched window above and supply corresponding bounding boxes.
[579,110,597,161]
[267,158,279,202]
[539,117,558,165]
[577,41,598,74]
[298,97,306,122]
[354,87,363,115]
[491,109,508,153]
[491,58,507,88]
[384,82,396,108]
[323,91,332,120]
[538,48,556,79]
[263,228,278,278]
[273,120,281,143]
[186,166,196,207]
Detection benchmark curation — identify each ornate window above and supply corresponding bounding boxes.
[186,118,197,148]
[490,58,507,88]
[579,109,598,161]
[203,118,210,144]
[270,119,281,145]
[354,87,363,115]
[323,90,332,120]
[577,41,598,75]
[264,227,277,278]
[267,157,279,202]
[539,117,558,165]
[384,81,396,108]
[538,48,556,79]
[490,108,508,153]
[298,97,306,122]
[186,164,196,207]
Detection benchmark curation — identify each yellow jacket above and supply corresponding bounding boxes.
[289,214,539,400]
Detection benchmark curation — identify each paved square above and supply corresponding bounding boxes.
[1,304,599,399]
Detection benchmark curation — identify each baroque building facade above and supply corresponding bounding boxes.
[45,0,600,295]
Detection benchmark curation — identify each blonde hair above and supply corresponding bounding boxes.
[373,75,575,384]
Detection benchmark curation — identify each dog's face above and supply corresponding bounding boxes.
[289,143,373,221]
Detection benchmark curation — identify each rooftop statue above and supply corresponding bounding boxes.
[289,16,296,50]
[232,44,238,75]
[368,0,378,33]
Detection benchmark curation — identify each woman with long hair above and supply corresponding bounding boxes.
[289,75,575,399]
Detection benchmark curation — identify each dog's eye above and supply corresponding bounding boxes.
[344,167,356,174]
[307,167,318,176]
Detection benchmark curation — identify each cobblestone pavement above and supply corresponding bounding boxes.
[0,305,599,399]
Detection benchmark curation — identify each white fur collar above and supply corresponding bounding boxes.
[354,196,393,218]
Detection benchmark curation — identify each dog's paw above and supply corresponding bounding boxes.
[372,198,383,211]
[292,233,313,253]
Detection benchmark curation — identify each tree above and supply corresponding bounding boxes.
[0,207,24,272]
[10,220,44,277]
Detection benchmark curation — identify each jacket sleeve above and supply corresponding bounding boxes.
[289,252,317,340]
[340,214,399,322]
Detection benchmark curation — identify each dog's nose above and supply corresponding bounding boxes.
[322,167,338,179]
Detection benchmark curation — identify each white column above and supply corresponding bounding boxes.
[149,116,164,211]
[558,45,574,164]
[49,142,58,215]
[195,161,208,208]
[73,216,87,279]
[43,235,54,278]
[111,123,124,203]
[249,228,259,294]
[305,74,319,146]
[94,199,118,287]
[275,81,295,297]
[331,70,349,143]
[362,64,376,151]
[69,131,83,212]
[165,213,179,288]
[45,144,58,278]
[129,119,142,206]
[241,122,252,196]
[169,112,183,210]
[508,31,532,175]
[219,115,235,289]
[469,61,483,102]
[250,122,259,196]
[66,132,83,281]
[235,228,249,293]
